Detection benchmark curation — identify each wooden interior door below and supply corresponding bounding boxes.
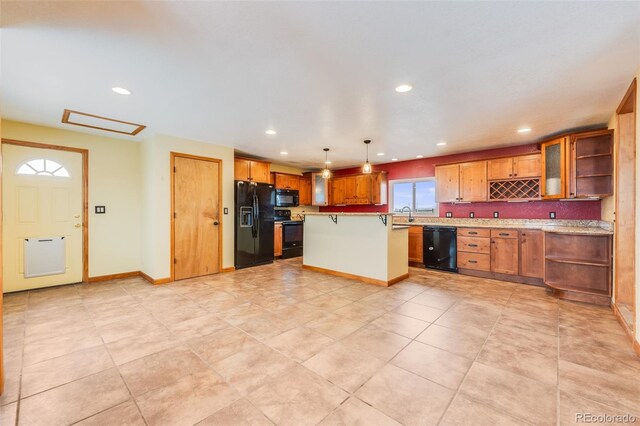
[435,164,460,202]
[513,154,542,178]
[459,161,487,202]
[173,155,221,280]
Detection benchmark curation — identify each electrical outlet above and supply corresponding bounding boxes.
[95,206,106,214]
[445,212,453,218]
[469,212,475,218]
[493,211,499,218]
[224,208,229,215]
[549,211,556,219]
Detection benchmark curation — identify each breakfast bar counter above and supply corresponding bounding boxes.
[302,213,409,286]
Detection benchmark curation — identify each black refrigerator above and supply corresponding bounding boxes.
[235,181,275,269]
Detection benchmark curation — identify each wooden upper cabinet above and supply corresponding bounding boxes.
[513,154,541,178]
[519,229,544,278]
[488,154,541,181]
[459,161,487,202]
[487,158,513,180]
[435,164,460,203]
[234,158,251,181]
[234,157,270,183]
[328,172,387,205]
[541,137,567,199]
[274,173,300,190]
[330,177,346,205]
[299,176,312,205]
[491,230,519,275]
[568,129,613,198]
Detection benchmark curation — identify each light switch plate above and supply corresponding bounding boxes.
[549,211,556,219]
[224,208,229,215]
[445,212,453,218]
[493,211,499,218]
[95,206,106,214]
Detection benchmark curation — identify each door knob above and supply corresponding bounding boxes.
[213,221,219,226]
[75,223,82,228]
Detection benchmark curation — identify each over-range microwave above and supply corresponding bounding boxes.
[275,189,299,207]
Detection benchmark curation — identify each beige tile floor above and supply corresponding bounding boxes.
[2,258,640,425]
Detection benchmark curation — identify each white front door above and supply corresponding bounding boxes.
[2,144,84,292]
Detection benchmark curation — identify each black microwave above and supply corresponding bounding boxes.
[275,189,299,207]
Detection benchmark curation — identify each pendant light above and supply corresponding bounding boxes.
[362,140,372,174]
[321,148,331,179]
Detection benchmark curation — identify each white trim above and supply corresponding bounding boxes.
[388,177,438,216]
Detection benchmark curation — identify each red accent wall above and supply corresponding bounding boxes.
[318,143,601,220]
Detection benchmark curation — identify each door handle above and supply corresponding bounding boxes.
[74,223,82,228]
[213,221,219,226]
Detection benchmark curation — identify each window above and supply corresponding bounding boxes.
[16,159,70,177]
[390,178,438,215]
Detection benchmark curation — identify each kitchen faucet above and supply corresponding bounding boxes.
[400,206,414,222]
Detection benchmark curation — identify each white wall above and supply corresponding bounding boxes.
[1,120,143,277]
[140,133,235,279]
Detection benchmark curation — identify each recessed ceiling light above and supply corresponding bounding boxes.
[517,127,531,133]
[111,87,131,95]
[265,129,277,135]
[416,155,424,159]
[437,142,447,146]
[377,153,385,156]
[395,84,413,93]
[280,151,288,155]
[391,158,398,162]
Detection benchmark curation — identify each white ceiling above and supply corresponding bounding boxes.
[1,1,639,169]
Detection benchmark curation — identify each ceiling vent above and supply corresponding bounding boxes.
[61,109,146,136]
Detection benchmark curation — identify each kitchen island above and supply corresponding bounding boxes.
[302,213,409,286]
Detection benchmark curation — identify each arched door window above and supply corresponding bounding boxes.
[16,159,70,177]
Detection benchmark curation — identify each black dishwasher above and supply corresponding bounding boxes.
[423,226,458,272]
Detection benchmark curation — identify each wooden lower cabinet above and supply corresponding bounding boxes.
[274,222,282,257]
[519,229,544,278]
[408,226,423,263]
[544,232,612,305]
[457,228,490,272]
[490,233,519,275]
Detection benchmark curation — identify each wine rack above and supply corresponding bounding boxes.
[489,178,540,201]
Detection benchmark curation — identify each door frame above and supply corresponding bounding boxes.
[613,78,637,338]
[1,138,89,283]
[170,152,223,281]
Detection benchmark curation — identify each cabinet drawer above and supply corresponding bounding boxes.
[491,229,518,239]
[457,236,490,254]
[457,252,490,271]
[458,228,490,238]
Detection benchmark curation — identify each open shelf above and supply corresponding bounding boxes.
[576,153,612,160]
[545,256,610,267]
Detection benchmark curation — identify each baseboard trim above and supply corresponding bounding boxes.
[634,338,640,357]
[222,267,236,273]
[301,264,408,287]
[87,271,140,283]
[139,271,172,285]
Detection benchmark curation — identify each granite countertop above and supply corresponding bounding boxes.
[391,225,410,230]
[303,212,395,216]
[392,217,613,235]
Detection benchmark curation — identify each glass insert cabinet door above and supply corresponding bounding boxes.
[541,137,567,199]
[312,172,329,206]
